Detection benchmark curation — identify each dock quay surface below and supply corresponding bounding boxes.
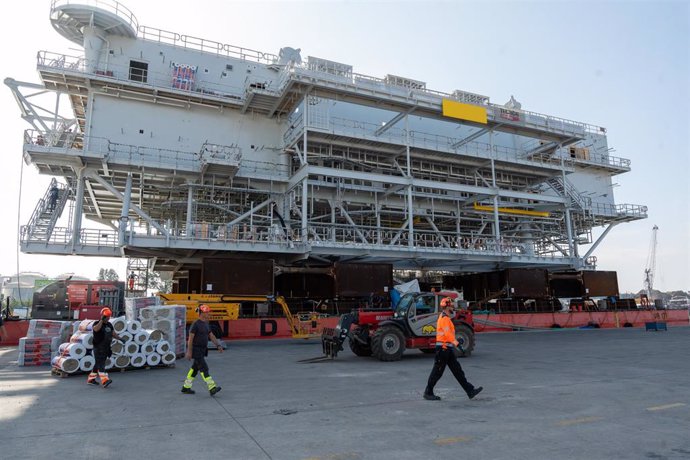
[1,327,689,460]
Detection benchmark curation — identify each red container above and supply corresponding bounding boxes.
[78,304,105,320]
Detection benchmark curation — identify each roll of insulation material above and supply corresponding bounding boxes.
[133,330,149,345]
[52,356,80,373]
[126,320,141,334]
[144,329,163,342]
[155,307,175,319]
[140,309,155,320]
[161,352,176,365]
[115,355,130,368]
[141,319,154,329]
[79,355,95,372]
[125,341,139,355]
[109,316,127,333]
[130,353,146,368]
[141,341,156,355]
[155,319,172,331]
[77,320,96,332]
[70,332,94,349]
[146,353,161,366]
[59,342,86,359]
[155,341,171,354]
[119,331,133,343]
[106,357,114,370]
[111,340,124,355]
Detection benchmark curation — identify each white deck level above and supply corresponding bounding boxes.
[7,0,646,277]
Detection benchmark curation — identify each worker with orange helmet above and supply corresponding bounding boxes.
[423,297,483,401]
[87,307,123,388]
[181,304,224,396]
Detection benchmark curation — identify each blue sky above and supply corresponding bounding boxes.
[0,0,687,292]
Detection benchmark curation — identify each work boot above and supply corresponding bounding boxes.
[101,378,112,388]
[209,386,222,396]
[87,380,98,386]
[181,387,195,395]
[468,386,483,399]
[423,392,441,401]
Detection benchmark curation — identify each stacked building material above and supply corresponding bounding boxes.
[17,320,70,366]
[125,296,160,323]
[18,336,60,366]
[52,317,175,374]
[140,305,187,357]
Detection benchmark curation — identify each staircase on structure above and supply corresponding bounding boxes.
[546,176,591,214]
[27,178,70,242]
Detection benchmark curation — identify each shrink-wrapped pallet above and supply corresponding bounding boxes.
[140,305,186,357]
[125,296,160,322]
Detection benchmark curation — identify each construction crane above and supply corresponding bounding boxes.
[641,225,659,307]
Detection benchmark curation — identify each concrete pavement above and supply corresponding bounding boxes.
[1,327,689,459]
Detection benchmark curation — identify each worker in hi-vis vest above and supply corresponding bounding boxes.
[423,297,483,401]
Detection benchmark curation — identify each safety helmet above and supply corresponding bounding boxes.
[197,304,211,314]
[100,307,113,317]
[440,297,454,309]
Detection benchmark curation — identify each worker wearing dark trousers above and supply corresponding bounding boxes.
[424,297,483,401]
[88,308,122,387]
[182,304,224,396]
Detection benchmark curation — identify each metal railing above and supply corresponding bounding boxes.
[51,0,138,32]
[24,129,247,175]
[138,26,277,65]
[21,226,119,247]
[37,51,246,102]
[588,202,648,219]
[278,62,604,136]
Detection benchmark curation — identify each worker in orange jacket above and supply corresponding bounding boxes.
[423,297,483,401]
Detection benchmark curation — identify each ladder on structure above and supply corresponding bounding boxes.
[546,177,591,214]
[126,258,150,297]
[27,178,70,242]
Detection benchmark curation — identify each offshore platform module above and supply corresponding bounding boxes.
[6,0,645,286]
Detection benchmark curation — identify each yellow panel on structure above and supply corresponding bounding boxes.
[158,293,240,322]
[473,203,550,218]
[442,99,488,124]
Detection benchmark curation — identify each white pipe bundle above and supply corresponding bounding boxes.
[146,353,161,366]
[77,320,96,332]
[144,329,163,342]
[119,331,133,343]
[59,342,86,359]
[52,356,80,373]
[114,355,131,368]
[155,341,171,354]
[130,353,146,368]
[125,341,139,355]
[109,316,127,333]
[106,357,114,370]
[141,341,155,355]
[133,330,149,345]
[79,355,95,372]
[126,320,141,334]
[70,332,93,349]
[161,352,176,365]
[111,340,124,355]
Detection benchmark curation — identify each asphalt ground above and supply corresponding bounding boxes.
[1,327,689,460]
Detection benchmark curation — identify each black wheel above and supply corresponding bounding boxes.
[371,326,405,361]
[349,327,372,357]
[454,324,475,357]
[420,348,436,354]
